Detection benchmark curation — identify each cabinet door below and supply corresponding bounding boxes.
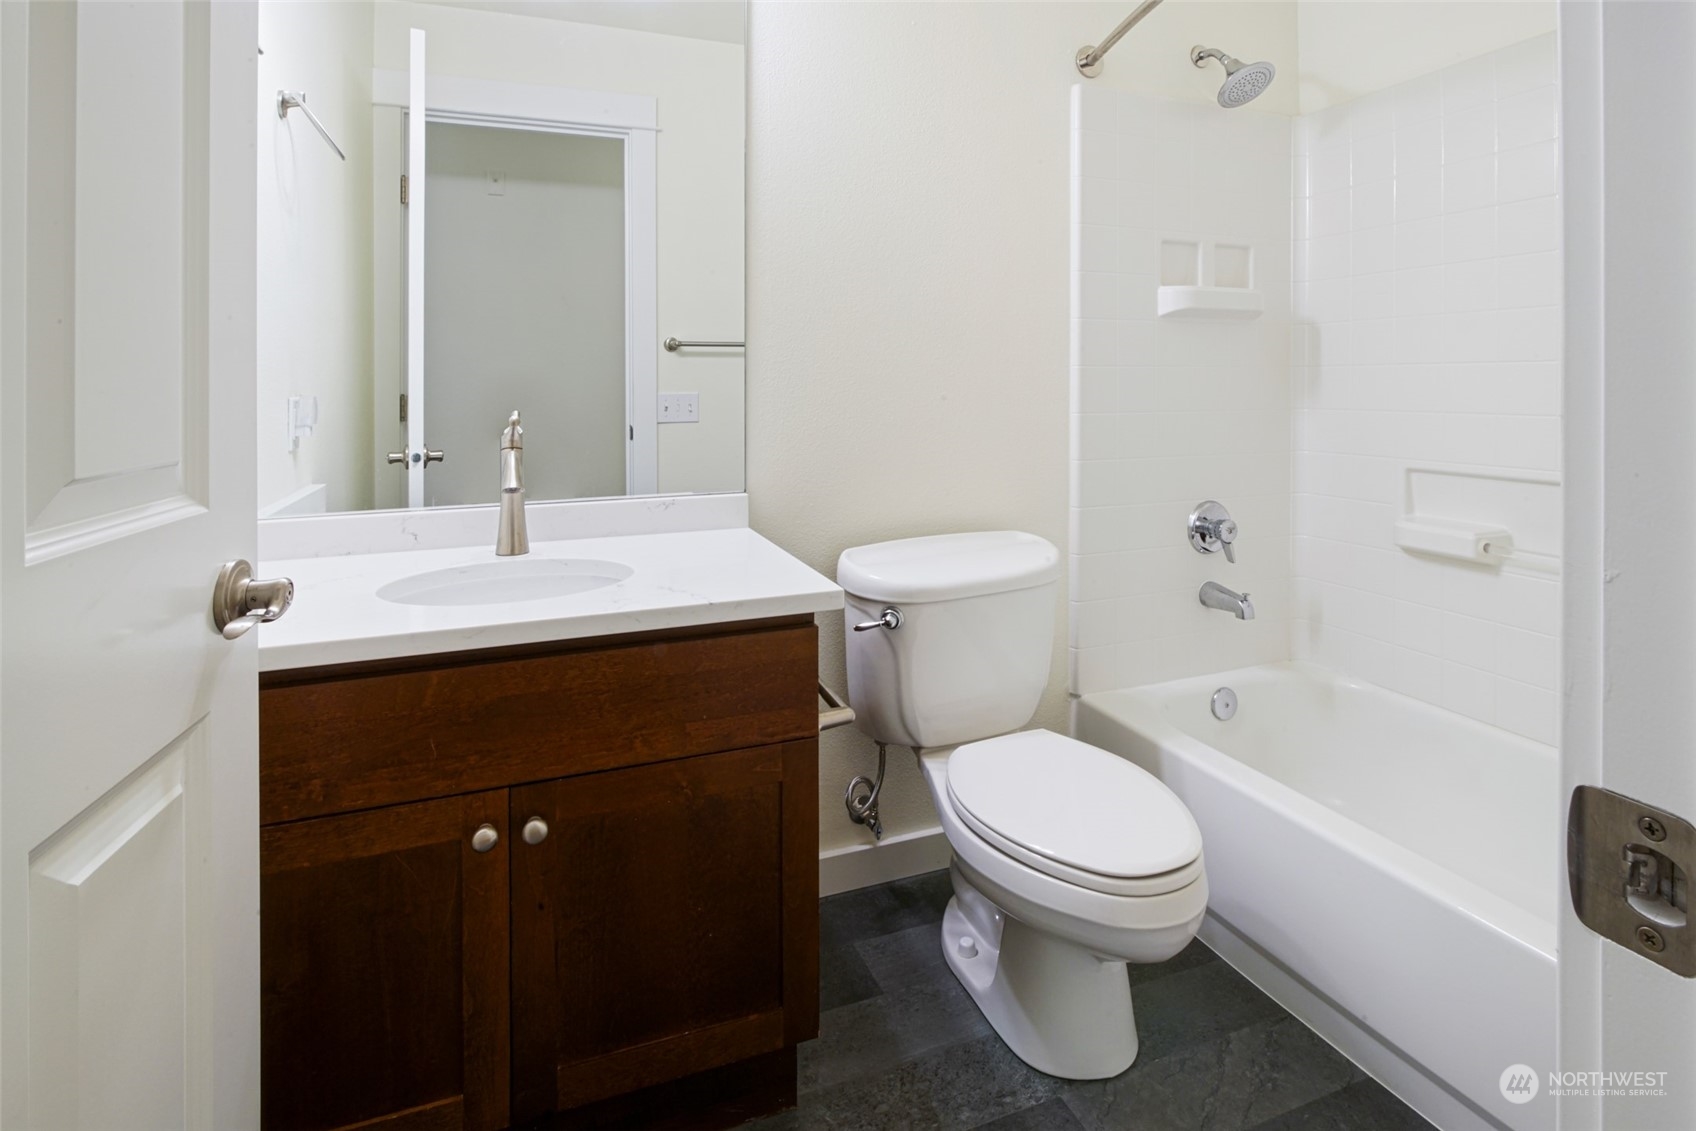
[510,740,819,1122]
[261,792,510,1131]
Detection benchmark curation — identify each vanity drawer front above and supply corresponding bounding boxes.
[260,622,818,824]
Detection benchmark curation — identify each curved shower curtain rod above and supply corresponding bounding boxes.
[1076,0,1167,78]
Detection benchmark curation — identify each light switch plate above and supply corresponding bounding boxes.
[657,393,699,423]
[287,394,319,451]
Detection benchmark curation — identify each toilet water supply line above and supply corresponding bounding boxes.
[845,742,890,840]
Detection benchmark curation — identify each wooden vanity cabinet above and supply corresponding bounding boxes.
[508,741,817,1124]
[260,791,512,1131]
[259,618,821,1131]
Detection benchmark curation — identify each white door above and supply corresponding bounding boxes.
[404,27,428,507]
[1562,2,1696,1128]
[0,1,262,1128]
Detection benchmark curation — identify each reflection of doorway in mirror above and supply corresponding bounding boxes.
[422,124,626,507]
[367,66,662,511]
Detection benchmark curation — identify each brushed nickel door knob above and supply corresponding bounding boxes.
[213,559,294,640]
[471,823,499,853]
[522,817,549,845]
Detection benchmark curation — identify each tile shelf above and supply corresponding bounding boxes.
[1155,285,1265,320]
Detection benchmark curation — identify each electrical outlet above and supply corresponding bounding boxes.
[657,393,700,423]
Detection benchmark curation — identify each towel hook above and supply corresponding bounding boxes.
[277,90,346,162]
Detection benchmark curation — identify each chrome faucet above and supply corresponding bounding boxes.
[496,411,528,556]
[1199,580,1254,620]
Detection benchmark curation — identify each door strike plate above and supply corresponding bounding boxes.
[1568,785,1694,977]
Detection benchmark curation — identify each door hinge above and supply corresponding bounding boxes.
[629,426,634,441]
[399,393,408,423]
[1569,785,1694,977]
[400,173,409,205]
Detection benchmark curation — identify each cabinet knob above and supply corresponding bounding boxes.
[522,817,549,845]
[471,823,499,853]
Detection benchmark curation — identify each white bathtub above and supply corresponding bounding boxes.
[1076,662,1558,1131]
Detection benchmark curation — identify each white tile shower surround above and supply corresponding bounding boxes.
[1069,86,1294,699]
[1069,34,1561,747]
[1291,33,1561,746]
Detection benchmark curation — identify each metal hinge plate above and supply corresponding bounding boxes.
[399,393,408,423]
[400,173,409,205]
[1569,785,1694,977]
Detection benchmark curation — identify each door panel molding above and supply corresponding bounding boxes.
[28,721,211,1130]
[21,0,212,559]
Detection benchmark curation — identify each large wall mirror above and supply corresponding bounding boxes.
[257,0,745,518]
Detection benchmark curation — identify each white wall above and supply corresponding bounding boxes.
[747,1,1560,866]
[747,2,1301,858]
[1297,0,1556,113]
[422,124,627,504]
[374,0,745,495]
[257,0,375,514]
[1069,92,1292,695]
[1290,33,1562,745]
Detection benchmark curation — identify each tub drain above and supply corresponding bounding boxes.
[1211,687,1238,721]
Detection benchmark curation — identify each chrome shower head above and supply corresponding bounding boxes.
[1191,45,1276,108]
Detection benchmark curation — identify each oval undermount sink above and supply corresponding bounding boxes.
[376,558,633,607]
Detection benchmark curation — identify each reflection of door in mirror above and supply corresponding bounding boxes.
[414,123,627,508]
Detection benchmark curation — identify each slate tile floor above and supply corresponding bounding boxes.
[755,871,1435,1131]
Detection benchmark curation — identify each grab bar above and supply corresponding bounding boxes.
[664,338,744,352]
[818,682,856,731]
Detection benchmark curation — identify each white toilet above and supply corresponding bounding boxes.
[837,531,1207,1080]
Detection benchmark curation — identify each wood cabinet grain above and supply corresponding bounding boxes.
[261,791,510,1131]
[260,622,820,1130]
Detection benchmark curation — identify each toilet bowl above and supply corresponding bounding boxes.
[837,532,1208,1080]
[921,733,1206,1079]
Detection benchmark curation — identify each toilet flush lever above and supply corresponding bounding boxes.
[853,607,904,632]
[1189,500,1239,563]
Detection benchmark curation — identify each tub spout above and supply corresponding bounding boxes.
[1200,580,1254,620]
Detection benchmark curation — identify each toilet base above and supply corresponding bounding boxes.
[941,872,1139,1080]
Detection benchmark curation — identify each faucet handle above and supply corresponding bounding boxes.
[1214,518,1238,563]
[1188,501,1239,563]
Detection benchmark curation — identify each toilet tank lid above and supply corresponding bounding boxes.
[836,531,1061,603]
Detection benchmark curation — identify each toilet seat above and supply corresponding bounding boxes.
[946,730,1203,897]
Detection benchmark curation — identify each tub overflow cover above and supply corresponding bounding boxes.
[1211,687,1238,721]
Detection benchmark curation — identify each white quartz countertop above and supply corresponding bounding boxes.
[257,527,843,671]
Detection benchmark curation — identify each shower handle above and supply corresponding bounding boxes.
[1188,501,1239,563]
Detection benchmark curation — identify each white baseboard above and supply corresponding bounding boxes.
[818,826,951,897]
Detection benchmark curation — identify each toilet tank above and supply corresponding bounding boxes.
[837,531,1061,749]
